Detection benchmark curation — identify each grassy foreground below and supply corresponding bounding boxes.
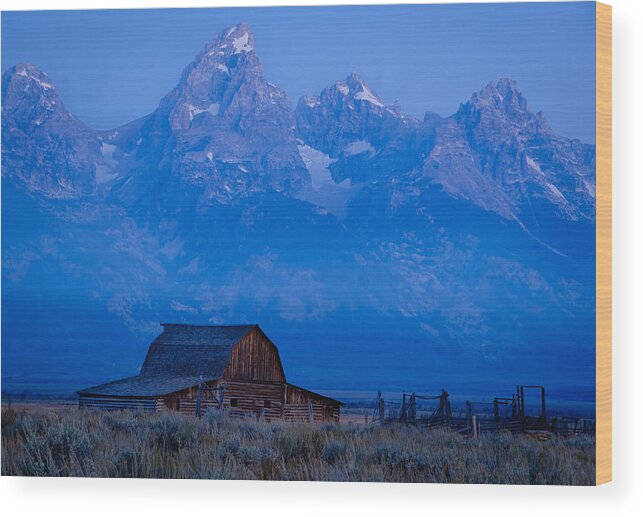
[1,407,595,484]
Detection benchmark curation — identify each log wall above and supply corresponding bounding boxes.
[221,380,284,419]
[79,395,158,412]
[283,384,340,423]
[158,380,340,422]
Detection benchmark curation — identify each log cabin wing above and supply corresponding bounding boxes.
[78,324,341,422]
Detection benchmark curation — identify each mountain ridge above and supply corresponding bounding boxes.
[1,24,596,396]
[2,29,596,224]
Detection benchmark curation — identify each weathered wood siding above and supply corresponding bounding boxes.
[282,404,340,423]
[284,384,340,423]
[221,380,283,419]
[79,395,158,412]
[160,381,221,416]
[164,380,284,419]
[158,380,339,422]
[222,327,285,383]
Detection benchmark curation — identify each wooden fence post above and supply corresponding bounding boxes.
[541,386,547,429]
[520,385,526,431]
[472,415,478,439]
[307,401,314,423]
[400,393,407,422]
[219,383,226,414]
[196,382,202,418]
[410,393,416,423]
[378,396,385,425]
[442,390,452,426]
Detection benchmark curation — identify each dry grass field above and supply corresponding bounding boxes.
[1,406,595,484]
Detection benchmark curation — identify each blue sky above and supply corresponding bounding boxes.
[2,3,596,141]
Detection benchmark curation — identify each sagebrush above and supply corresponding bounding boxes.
[1,407,595,484]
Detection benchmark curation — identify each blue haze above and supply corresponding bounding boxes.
[1,4,597,414]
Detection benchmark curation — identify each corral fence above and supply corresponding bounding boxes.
[369,384,595,438]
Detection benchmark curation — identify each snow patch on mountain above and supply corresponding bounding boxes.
[303,96,320,108]
[525,155,543,175]
[546,183,566,201]
[295,144,357,216]
[343,140,376,157]
[298,145,342,189]
[354,84,384,107]
[96,142,119,184]
[17,67,54,90]
[187,103,220,121]
[100,143,117,168]
[232,32,253,54]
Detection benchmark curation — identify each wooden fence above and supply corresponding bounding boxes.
[368,384,595,437]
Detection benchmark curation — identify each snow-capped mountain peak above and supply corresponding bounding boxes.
[194,23,256,62]
[295,72,413,160]
[2,63,68,122]
[456,78,551,135]
[1,63,109,199]
[10,63,56,92]
[105,24,309,203]
[163,24,265,131]
[338,71,386,108]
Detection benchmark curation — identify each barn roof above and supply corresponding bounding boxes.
[78,324,256,397]
[77,375,207,398]
[140,324,256,378]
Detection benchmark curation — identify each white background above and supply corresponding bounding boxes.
[0,1,641,515]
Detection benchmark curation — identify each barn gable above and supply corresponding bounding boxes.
[222,326,286,383]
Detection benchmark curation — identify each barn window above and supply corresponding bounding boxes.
[264,400,272,408]
[230,398,238,407]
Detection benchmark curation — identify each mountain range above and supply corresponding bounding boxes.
[1,24,596,402]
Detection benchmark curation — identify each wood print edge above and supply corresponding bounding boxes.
[595,0,612,486]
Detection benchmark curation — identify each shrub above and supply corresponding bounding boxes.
[274,429,310,461]
[1,407,596,484]
[151,414,197,452]
[322,439,348,465]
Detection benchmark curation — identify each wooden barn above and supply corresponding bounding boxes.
[78,324,341,422]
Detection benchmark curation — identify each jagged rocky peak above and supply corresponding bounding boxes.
[208,23,255,56]
[164,23,292,132]
[300,71,387,112]
[423,78,596,224]
[469,78,527,111]
[296,72,417,159]
[2,63,73,125]
[126,23,308,201]
[4,63,56,95]
[180,22,258,88]
[333,71,386,108]
[456,78,551,136]
[1,64,103,199]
